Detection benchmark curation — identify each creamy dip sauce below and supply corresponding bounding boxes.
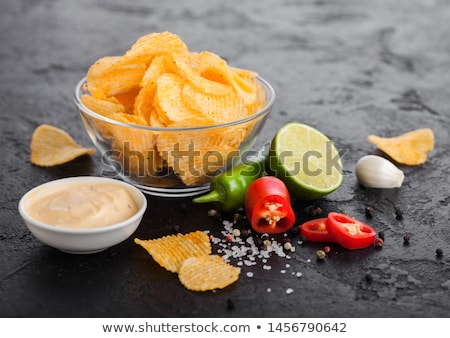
[26,182,138,228]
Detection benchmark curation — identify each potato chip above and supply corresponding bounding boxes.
[368,128,434,165]
[172,53,234,96]
[178,255,241,291]
[30,124,95,166]
[134,231,211,273]
[156,126,241,186]
[181,81,245,124]
[121,31,188,66]
[81,94,125,116]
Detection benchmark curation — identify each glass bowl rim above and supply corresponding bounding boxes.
[73,76,276,132]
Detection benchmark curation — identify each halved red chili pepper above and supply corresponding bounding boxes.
[326,212,376,250]
[299,218,334,242]
[244,176,295,234]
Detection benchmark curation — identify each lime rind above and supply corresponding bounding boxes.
[269,122,343,200]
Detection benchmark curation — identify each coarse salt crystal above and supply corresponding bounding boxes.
[246,272,254,278]
[286,288,294,294]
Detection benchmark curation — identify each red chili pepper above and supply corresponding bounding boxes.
[244,176,295,234]
[326,212,376,250]
[298,218,334,242]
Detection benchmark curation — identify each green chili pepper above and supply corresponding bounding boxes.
[193,152,267,212]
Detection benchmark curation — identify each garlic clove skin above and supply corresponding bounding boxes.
[355,155,405,188]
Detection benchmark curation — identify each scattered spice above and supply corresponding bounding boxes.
[403,234,410,245]
[226,298,235,311]
[225,235,234,243]
[378,231,385,241]
[232,229,241,237]
[395,207,403,220]
[240,228,251,238]
[263,239,272,248]
[375,237,384,247]
[208,209,218,218]
[305,205,323,217]
[365,273,373,283]
[233,213,244,222]
[289,226,299,237]
[316,250,326,260]
[283,241,293,251]
[365,207,374,219]
[436,248,443,257]
[324,245,331,254]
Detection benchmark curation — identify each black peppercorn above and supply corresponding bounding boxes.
[436,248,443,257]
[378,231,385,241]
[403,234,410,245]
[365,207,374,219]
[289,226,299,237]
[305,205,323,217]
[226,298,235,311]
[395,207,403,220]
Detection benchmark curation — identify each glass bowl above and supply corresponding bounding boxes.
[73,76,275,197]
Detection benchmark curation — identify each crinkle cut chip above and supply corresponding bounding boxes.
[134,231,211,273]
[30,124,95,167]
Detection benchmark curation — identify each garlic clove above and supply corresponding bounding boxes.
[355,155,405,188]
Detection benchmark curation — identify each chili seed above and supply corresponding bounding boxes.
[324,245,331,254]
[263,239,272,248]
[225,235,234,243]
[232,229,241,237]
[403,234,410,245]
[316,250,326,260]
[365,207,374,219]
[283,241,293,251]
[436,248,443,257]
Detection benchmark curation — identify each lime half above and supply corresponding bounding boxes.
[269,122,343,200]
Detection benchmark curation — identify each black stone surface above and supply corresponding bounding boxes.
[1,0,449,318]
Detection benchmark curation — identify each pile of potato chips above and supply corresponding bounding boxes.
[135,231,240,291]
[80,31,267,186]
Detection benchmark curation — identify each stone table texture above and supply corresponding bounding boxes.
[1,0,449,318]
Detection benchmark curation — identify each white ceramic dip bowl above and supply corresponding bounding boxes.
[18,176,147,254]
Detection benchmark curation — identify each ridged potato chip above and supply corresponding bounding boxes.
[134,231,211,273]
[368,128,434,165]
[30,124,95,166]
[178,255,241,291]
